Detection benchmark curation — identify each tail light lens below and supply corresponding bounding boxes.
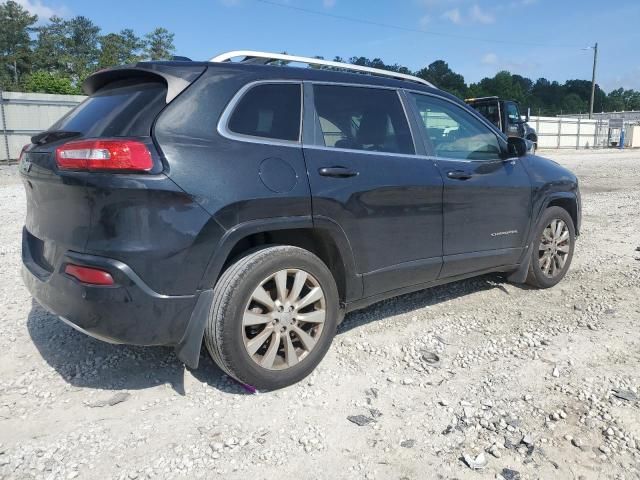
[56,139,153,172]
[19,144,29,162]
[64,264,115,286]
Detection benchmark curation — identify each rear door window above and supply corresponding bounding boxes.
[312,85,414,154]
[51,79,167,137]
[227,83,302,142]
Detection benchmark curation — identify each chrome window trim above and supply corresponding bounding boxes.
[303,144,426,160]
[217,80,304,147]
[404,89,509,163]
[306,81,417,156]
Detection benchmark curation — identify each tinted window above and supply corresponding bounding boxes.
[51,80,167,137]
[313,85,414,154]
[411,94,502,161]
[506,102,521,124]
[473,103,501,129]
[228,83,301,141]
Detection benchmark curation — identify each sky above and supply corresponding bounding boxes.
[15,0,640,92]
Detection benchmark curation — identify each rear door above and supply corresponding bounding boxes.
[302,83,443,297]
[407,92,532,278]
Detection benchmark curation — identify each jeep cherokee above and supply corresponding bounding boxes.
[20,51,581,390]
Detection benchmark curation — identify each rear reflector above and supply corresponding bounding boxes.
[56,139,153,172]
[64,264,115,286]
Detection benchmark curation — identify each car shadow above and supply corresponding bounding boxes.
[26,299,247,396]
[338,273,521,334]
[27,274,521,395]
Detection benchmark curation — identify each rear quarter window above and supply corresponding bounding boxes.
[226,83,302,142]
[50,79,167,137]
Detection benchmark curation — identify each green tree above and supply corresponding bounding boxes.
[32,15,101,82]
[145,27,175,60]
[415,60,466,98]
[561,93,586,114]
[0,0,37,88]
[65,16,101,81]
[99,29,145,68]
[605,88,640,111]
[23,71,79,94]
[32,16,68,73]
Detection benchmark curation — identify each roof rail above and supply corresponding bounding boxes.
[210,50,436,88]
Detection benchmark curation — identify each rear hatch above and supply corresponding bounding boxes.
[21,64,205,278]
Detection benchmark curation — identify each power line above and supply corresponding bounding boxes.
[255,0,584,49]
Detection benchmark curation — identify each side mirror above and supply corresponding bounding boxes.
[507,137,528,158]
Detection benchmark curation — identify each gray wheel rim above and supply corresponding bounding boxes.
[242,269,326,370]
[538,219,570,278]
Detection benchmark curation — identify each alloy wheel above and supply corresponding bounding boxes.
[242,269,326,370]
[538,219,570,278]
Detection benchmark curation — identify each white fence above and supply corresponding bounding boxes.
[528,116,609,149]
[0,90,86,162]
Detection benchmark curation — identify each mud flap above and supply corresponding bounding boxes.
[507,242,533,284]
[174,289,213,369]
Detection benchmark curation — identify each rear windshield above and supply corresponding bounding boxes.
[50,79,167,137]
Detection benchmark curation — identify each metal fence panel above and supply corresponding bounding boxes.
[0,90,86,162]
[530,116,609,149]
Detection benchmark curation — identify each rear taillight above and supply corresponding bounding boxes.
[19,144,29,162]
[55,139,153,172]
[64,264,115,286]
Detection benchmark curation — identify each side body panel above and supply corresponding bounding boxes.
[153,68,363,297]
[301,83,444,298]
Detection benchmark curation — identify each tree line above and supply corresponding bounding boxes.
[341,56,640,116]
[0,0,175,94]
[2,0,639,114]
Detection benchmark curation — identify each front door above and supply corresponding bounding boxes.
[407,92,532,278]
[303,84,443,297]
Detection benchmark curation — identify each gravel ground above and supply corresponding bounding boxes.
[1,149,639,480]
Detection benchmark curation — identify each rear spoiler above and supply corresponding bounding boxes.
[83,62,206,103]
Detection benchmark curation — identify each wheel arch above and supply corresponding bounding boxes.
[545,194,579,236]
[508,191,579,284]
[198,216,362,304]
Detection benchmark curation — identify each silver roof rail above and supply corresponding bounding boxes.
[210,50,436,88]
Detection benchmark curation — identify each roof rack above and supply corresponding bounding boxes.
[210,50,436,88]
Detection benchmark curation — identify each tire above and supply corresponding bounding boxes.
[526,206,575,289]
[204,245,339,390]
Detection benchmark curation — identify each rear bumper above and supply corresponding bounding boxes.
[22,227,198,347]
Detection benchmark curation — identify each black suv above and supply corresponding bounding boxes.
[20,52,581,390]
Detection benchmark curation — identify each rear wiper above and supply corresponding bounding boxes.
[31,130,82,145]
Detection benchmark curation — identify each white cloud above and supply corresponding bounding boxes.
[481,52,498,65]
[468,4,494,23]
[419,14,431,28]
[442,8,462,23]
[323,0,336,7]
[14,0,68,20]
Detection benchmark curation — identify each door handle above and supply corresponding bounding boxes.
[446,170,473,180]
[318,166,359,178]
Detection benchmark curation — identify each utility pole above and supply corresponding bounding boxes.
[589,42,598,119]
